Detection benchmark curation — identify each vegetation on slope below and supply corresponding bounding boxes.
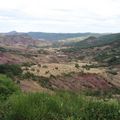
[62,33,120,66]
[63,33,120,51]
[0,74,20,99]
[1,92,120,120]
[0,64,22,78]
[0,65,120,120]
[94,42,120,65]
[0,31,120,119]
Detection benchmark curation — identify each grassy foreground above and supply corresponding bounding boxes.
[0,74,120,120]
[1,92,120,120]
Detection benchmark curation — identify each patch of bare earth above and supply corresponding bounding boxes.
[50,73,113,91]
[108,71,120,88]
[20,80,50,93]
[0,52,32,64]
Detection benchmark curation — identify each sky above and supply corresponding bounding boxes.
[0,0,120,33]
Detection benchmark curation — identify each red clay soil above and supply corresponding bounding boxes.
[0,52,27,64]
[20,80,50,93]
[0,53,18,64]
[50,73,113,91]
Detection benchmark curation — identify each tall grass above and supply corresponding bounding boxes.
[0,74,20,120]
[0,74,20,99]
[3,92,120,120]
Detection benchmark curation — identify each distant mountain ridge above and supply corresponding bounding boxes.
[1,31,101,41]
[28,32,100,41]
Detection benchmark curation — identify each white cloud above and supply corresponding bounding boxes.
[0,0,120,32]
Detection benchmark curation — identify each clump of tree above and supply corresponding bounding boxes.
[75,63,80,69]
[31,68,35,72]
[55,67,58,70]
[82,64,107,69]
[45,71,50,74]
[107,69,118,75]
[22,62,36,67]
[22,72,39,80]
[0,64,22,78]
[38,49,49,55]
[62,72,73,77]
[82,64,91,70]
[37,69,40,73]
[22,72,52,89]
[38,64,41,67]
[42,65,48,68]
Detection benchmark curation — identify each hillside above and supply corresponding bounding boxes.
[0,32,120,120]
[66,33,120,48]
[0,34,51,49]
[62,33,120,65]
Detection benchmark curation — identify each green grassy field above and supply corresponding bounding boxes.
[1,92,120,120]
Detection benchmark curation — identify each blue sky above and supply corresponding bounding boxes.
[0,0,120,33]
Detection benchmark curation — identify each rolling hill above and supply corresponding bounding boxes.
[67,33,120,48]
[1,31,101,41]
